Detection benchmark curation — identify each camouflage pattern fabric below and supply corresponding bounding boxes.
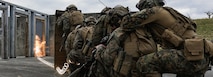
[65,29,77,54]
[119,4,209,76]
[94,27,156,77]
[88,47,110,77]
[56,11,72,33]
[70,16,96,58]
[65,25,82,54]
[72,26,94,57]
[91,5,151,77]
[66,19,96,76]
[136,49,210,77]
[90,28,122,77]
[91,15,111,46]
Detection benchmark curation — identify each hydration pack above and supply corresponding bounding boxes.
[69,11,84,26]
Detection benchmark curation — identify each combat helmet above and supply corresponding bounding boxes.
[85,16,97,25]
[101,7,112,15]
[110,5,129,17]
[136,0,165,10]
[66,4,78,11]
[108,5,129,27]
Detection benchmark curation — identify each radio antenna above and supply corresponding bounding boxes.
[98,0,107,7]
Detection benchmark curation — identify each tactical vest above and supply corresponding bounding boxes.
[124,28,156,57]
[69,11,84,26]
[112,27,157,76]
[65,26,81,54]
[150,7,197,48]
[163,7,196,37]
[78,26,94,56]
[92,15,112,47]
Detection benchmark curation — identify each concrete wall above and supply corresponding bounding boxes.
[48,15,55,56]
[15,17,29,56]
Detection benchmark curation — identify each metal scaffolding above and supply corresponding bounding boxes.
[0,0,49,59]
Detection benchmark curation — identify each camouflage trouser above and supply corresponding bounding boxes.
[88,60,110,77]
[136,49,210,77]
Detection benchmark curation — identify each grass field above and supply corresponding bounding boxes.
[194,18,213,40]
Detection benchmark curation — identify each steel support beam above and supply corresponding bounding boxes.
[0,5,7,10]
[9,5,16,58]
[1,4,9,59]
[15,10,29,16]
[28,11,35,57]
[45,15,50,55]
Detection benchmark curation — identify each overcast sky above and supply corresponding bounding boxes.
[5,0,213,19]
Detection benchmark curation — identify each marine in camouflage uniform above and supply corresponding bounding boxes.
[57,4,83,53]
[96,28,157,77]
[56,4,80,35]
[63,9,85,74]
[65,16,97,74]
[67,16,97,64]
[92,5,157,77]
[65,25,82,54]
[121,0,212,77]
[86,5,131,77]
[91,7,112,47]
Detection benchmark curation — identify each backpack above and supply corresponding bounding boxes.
[69,11,84,26]
[111,27,157,76]
[110,27,157,57]
[65,25,81,54]
[78,26,94,56]
[163,7,196,36]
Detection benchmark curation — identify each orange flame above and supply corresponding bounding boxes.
[34,35,46,57]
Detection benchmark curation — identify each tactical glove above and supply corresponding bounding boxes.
[94,44,106,60]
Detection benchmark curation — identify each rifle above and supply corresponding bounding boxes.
[68,63,87,77]
[68,49,96,77]
[82,40,92,55]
